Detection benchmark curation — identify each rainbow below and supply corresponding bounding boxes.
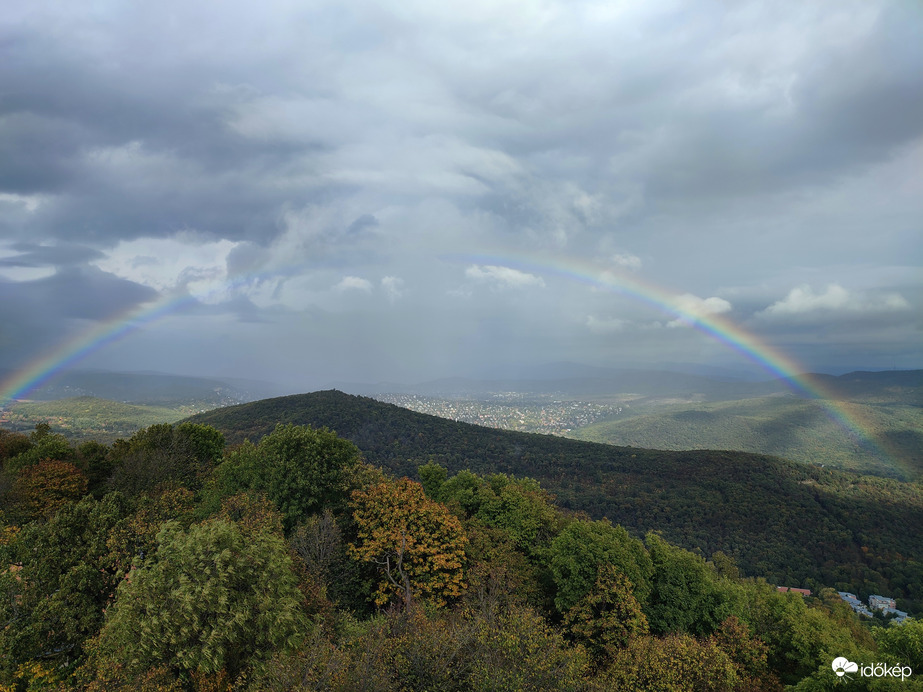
[0,251,894,468]
[454,250,893,463]
[0,266,286,406]
[0,291,197,406]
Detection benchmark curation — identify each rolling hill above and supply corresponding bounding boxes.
[185,390,923,607]
[569,395,923,481]
[2,396,189,441]
[0,369,276,406]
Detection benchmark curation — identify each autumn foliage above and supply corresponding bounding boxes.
[0,420,916,690]
[14,459,88,519]
[350,477,468,608]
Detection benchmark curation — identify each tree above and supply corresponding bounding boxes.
[645,532,733,637]
[417,461,448,502]
[206,424,362,529]
[108,423,225,495]
[742,580,861,686]
[550,518,652,613]
[470,473,562,558]
[350,478,468,608]
[603,633,739,691]
[0,429,32,463]
[874,618,923,672]
[0,493,134,685]
[13,459,88,520]
[289,510,343,580]
[467,605,589,691]
[173,422,225,467]
[710,616,781,691]
[216,490,285,538]
[6,424,73,473]
[563,564,649,666]
[436,469,562,558]
[103,485,198,579]
[98,519,306,680]
[75,440,113,497]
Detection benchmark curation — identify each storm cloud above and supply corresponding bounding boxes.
[1,0,920,389]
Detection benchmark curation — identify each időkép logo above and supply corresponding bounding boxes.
[832,657,912,681]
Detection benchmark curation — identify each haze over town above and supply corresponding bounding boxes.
[1,0,921,393]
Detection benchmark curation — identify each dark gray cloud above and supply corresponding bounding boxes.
[0,0,920,390]
[1,267,158,320]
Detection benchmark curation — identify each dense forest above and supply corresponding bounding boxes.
[570,395,923,481]
[186,391,923,611]
[1,407,921,689]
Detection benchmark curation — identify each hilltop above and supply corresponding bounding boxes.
[186,390,923,607]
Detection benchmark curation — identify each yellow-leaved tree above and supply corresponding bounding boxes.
[350,477,467,608]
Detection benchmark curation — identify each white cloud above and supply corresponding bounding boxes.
[760,284,911,317]
[92,234,238,299]
[465,264,545,289]
[667,293,733,327]
[334,275,373,292]
[381,276,405,302]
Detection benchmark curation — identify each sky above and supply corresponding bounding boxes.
[1,0,921,392]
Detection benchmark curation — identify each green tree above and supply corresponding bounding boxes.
[874,618,923,672]
[206,424,362,529]
[646,532,734,637]
[75,440,114,497]
[6,424,73,473]
[418,461,448,502]
[743,580,862,686]
[173,422,225,467]
[0,429,32,463]
[563,564,649,666]
[0,493,134,685]
[550,518,652,613]
[471,473,562,558]
[108,423,224,495]
[98,518,306,680]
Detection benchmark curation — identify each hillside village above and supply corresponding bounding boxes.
[838,591,911,623]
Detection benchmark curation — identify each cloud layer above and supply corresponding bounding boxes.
[1,0,920,388]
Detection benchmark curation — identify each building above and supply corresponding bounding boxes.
[869,595,897,611]
[838,591,873,618]
[776,586,812,596]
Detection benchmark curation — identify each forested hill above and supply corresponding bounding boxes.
[186,390,923,606]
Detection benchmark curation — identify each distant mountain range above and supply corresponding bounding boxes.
[184,389,923,607]
[328,366,922,402]
[1,369,282,407]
